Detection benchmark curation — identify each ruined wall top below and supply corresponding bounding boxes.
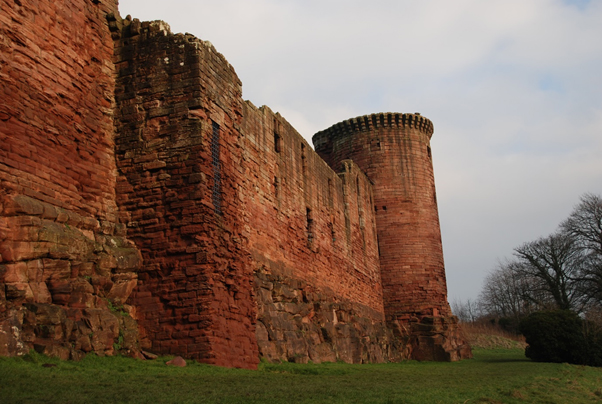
[109,15,238,82]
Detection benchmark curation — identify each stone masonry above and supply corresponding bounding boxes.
[0,0,140,359]
[111,17,258,368]
[0,0,471,368]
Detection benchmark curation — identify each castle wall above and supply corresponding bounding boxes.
[241,105,383,310]
[1,0,469,366]
[241,104,402,363]
[0,0,141,359]
[113,19,259,368]
[112,18,401,366]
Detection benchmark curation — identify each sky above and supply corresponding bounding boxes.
[118,0,602,304]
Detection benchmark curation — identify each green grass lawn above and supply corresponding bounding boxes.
[1,349,601,403]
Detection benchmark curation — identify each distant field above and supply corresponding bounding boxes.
[1,348,601,403]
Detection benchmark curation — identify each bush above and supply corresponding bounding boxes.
[583,320,602,367]
[519,310,587,365]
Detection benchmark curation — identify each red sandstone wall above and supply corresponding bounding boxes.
[112,16,398,365]
[0,0,141,359]
[241,104,395,362]
[112,16,394,366]
[0,0,119,219]
[241,104,383,311]
[113,19,258,368]
[1,1,469,365]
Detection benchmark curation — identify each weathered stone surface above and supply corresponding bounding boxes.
[1,0,470,368]
[408,316,473,361]
[0,0,141,359]
[0,308,29,357]
[114,18,258,369]
[255,271,405,364]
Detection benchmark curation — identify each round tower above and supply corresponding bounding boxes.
[313,112,450,321]
[313,113,471,361]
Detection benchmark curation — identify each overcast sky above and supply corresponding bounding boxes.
[118,0,602,304]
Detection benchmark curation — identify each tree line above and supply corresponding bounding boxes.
[453,193,602,329]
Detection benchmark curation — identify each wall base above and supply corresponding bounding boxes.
[255,270,407,364]
[406,315,473,361]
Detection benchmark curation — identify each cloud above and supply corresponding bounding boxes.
[119,0,602,303]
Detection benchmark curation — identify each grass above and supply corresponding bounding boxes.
[1,348,601,403]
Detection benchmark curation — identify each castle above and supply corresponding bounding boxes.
[0,0,471,368]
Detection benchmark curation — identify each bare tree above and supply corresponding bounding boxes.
[478,193,602,321]
[478,259,541,322]
[451,298,480,323]
[562,193,602,256]
[513,230,589,313]
[562,193,602,303]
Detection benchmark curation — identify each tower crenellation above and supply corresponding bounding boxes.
[315,112,434,140]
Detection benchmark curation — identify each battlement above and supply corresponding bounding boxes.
[313,112,434,144]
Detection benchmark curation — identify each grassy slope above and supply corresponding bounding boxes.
[1,349,601,404]
[462,322,527,350]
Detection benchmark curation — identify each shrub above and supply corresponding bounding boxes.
[519,310,587,365]
[583,319,602,367]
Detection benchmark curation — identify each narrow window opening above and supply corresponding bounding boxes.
[301,143,307,175]
[274,132,282,153]
[329,220,336,245]
[427,146,432,159]
[211,121,222,215]
[306,207,314,246]
[356,177,366,254]
[371,138,381,151]
[383,206,387,211]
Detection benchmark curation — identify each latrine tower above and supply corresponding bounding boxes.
[313,113,466,360]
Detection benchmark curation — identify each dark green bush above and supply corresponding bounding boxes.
[519,310,588,365]
[583,320,602,367]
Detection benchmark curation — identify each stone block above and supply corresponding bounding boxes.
[107,278,138,304]
[30,282,52,304]
[5,283,32,301]
[8,195,44,216]
[2,262,28,283]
